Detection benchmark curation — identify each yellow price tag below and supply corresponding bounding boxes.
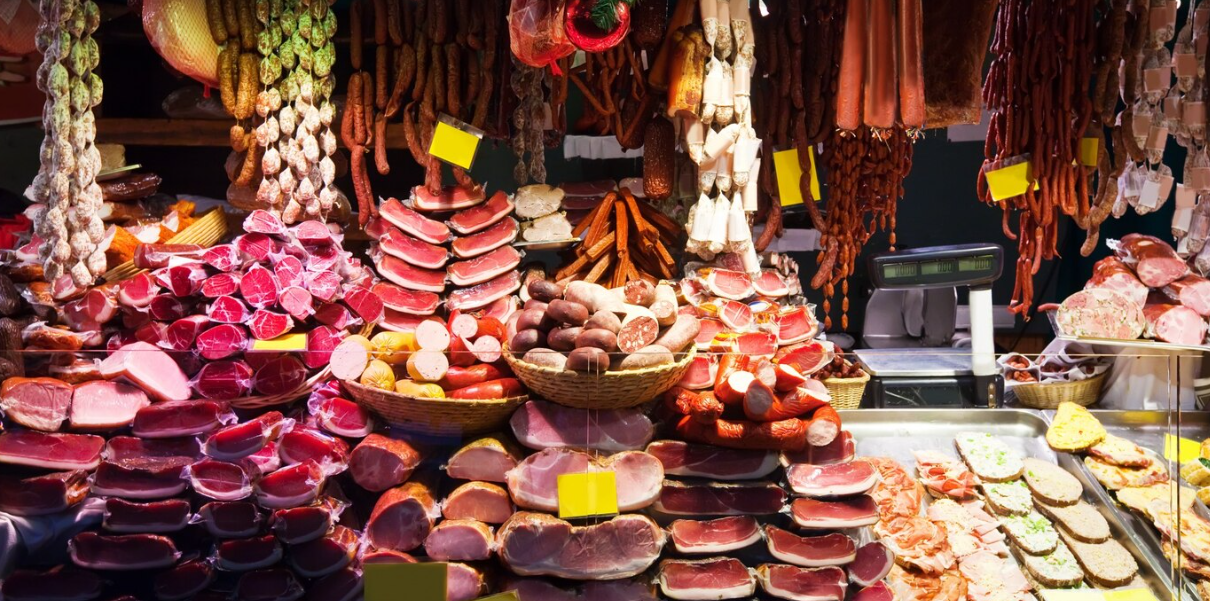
[429,120,481,169]
[476,594,521,601]
[365,563,447,601]
[250,332,307,351]
[773,147,820,207]
[1104,589,1160,601]
[1164,433,1202,463]
[1040,590,1105,601]
[1080,137,1099,167]
[985,161,1034,202]
[557,471,618,519]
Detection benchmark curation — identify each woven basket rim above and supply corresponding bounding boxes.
[502,345,697,377]
[1012,369,1108,390]
[823,370,871,384]
[344,379,528,405]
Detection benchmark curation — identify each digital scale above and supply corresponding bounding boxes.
[854,243,1006,408]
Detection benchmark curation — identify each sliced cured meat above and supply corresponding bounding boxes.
[290,526,359,578]
[776,307,819,345]
[849,542,894,586]
[424,519,493,562]
[677,355,717,390]
[303,326,343,369]
[913,450,980,500]
[154,559,215,601]
[104,436,200,461]
[447,189,513,234]
[451,217,519,259]
[202,272,241,298]
[378,228,449,269]
[380,197,452,244]
[718,300,754,330]
[271,497,345,544]
[777,341,835,376]
[497,512,665,580]
[0,430,104,470]
[668,516,762,554]
[658,557,756,600]
[198,501,262,538]
[0,470,89,516]
[790,495,880,529]
[208,296,252,324]
[412,184,488,213]
[766,526,856,567]
[446,270,522,311]
[343,285,385,323]
[1055,288,1146,339]
[756,565,847,601]
[306,270,343,302]
[737,331,778,356]
[247,309,292,341]
[0,377,73,431]
[852,582,895,601]
[503,578,658,601]
[365,481,436,552]
[70,533,180,571]
[68,380,150,430]
[1,567,104,601]
[160,315,211,350]
[447,245,523,287]
[305,567,363,601]
[98,341,191,402]
[118,272,159,308]
[239,265,280,309]
[787,460,878,497]
[245,441,282,475]
[706,269,755,301]
[62,288,118,330]
[236,233,276,262]
[204,412,285,460]
[511,400,654,452]
[234,569,304,601]
[646,440,779,480]
[244,210,288,235]
[377,253,447,292]
[1144,302,1207,345]
[1086,256,1148,307]
[103,498,191,533]
[654,480,787,516]
[92,455,191,499]
[349,433,421,492]
[309,396,374,438]
[506,448,664,512]
[255,462,325,509]
[147,294,190,321]
[190,458,253,501]
[371,282,440,316]
[781,431,856,466]
[674,415,813,451]
[1115,233,1187,287]
[132,400,229,438]
[447,435,522,482]
[695,318,726,349]
[755,270,791,297]
[278,427,349,474]
[443,481,515,524]
[1163,274,1210,317]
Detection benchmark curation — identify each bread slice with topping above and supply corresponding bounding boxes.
[983,480,1033,516]
[1058,530,1138,588]
[1020,541,1085,588]
[1046,402,1106,452]
[955,432,1024,483]
[1022,458,1083,507]
[1035,499,1111,543]
[1001,510,1059,555]
[1084,456,1168,491]
[1088,434,1150,468]
[1116,483,1196,520]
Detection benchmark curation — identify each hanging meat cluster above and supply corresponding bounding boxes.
[206,0,261,192]
[510,59,555,185]
[834,0,925,132]
[25,0,107,287]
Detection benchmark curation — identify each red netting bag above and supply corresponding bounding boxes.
[509,0,576,72]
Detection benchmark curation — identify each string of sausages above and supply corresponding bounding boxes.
[206,0,263,191]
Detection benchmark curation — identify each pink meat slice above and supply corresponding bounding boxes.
[309,396,374,438]
[189,458,253,501]
[424,519,493,562]
[1164,274,1210,317]
[781,431,856,466]
[1086,256,1149,307]
[777,340,835,376]
[365,481,435,552]
[306,270,343,302]
[787,460,879,497]
[668,516,762,554]
[766,526,857,567]
[203,243,241,271]
[92,455,191,499]
[1,567,104,601]
[1115,233,1187,287]
[853,582,895,601]
[447,189,513,234]
[118,272,159,308]
[194,361,255,400]
[278,286,313,320]
[236,233,276,262]
[271,497,344,544]
[737,331,778,355]
[443,481,515,524]
[273,255,306,288]
[204,412,285,460]
[754,270,790,297]
[756,565,847,601]
[446,563,488,601]
[349,433,421,492]
[645,439,778,480]
[202,272,241,298]
[132,400,229,438]
[1144,302,1208,345]
[217,535,284,571]
[255,461,325,509]
[506,448,663,512]
[790,495,880,529]
[378,228,449,269]
[68,380,150,430]
[243,210,287,235]
[849,542,894,586]
[510,400,654,453]
[447,245,522,286]
[497,512,665,580]
[719,300,753,330]
[379,197,452,244]
[677,355,717,390]
[0,430,104,470]
[98,341,191,402]
[450,217,519,259]
[104,435,201,461]
[0,470,89,516]
[446,270,521,311]
[198,501,262,538]
[234,569,304,601]
[252,355,308,395]
[446,435,522,483]
[160,315,210,350]
[289,526,359,578]
[154,559,215,601]
[278,428,349,475]
[0,377,73,431]
[62,288,118,330]
[412,184,488,212]
[776,307,819,345]
[304,326,344,370]
[695,318,726,348]
[371,281,440,316]
[706,269,755,301]
[70,532,180,571]
[102,498,191,533]
[658,557,756,600]
[654,480,786,516]
[207,296,251,324]
[377,253,448,292]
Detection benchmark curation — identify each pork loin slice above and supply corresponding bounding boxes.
[1,566,104,601]
[92,456,191,499]
[506,448,664,512]
[234,569,304,601]
[98,341,191,402]
[654,480,786,516]
[198,501,262,538]
[0,470,89,516]
[790,495,879,529]
[849,542,894,586]
[668,516,762,554]
[217,534,283,571]
[305,567,363,601]
[446,435,522,482]
[68,380,150,431]
[756,565,847,601]
[765,526,856,567]
[443,481,515,524]
[510,400,654,452]
[786,460,879,497]
[132,400,229,438]
[103,498,191,533]
[189,458,253,501]
[349,433,421,492]
[309,396,374,438]
[255,461,325,509]
[203,411,286,461]
[153,559,215,601]
[646,440,779,480]
[278,427,349,475]
[497,512,665,580]
[446,562,489,601]
[423,519,493,562]
[781,431,855,467]
[70,532,180,571]
[271,496,346,544]
[0,377,73,431]
[658,557,757,600]
[0,430,104,470]
[288,526,359,578]
[365,481,435,552]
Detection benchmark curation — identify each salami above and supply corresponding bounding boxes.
[1055,289,1145,340]
[1113,234,1188,288]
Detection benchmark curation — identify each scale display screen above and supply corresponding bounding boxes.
[869,244,1003,289]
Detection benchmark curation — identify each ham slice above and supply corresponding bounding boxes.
[766,526,857,567]
[132,400,229,438]
[289,526,359,578]
[447,190,513,234]
[309,396,374,438]
[451,217,519,259]
[658,558,757,600]
[497,512,665,580]
[677,356,717,390]
[849,542,894,586]
[446,270,521,311]
[0,430,104,470]
[70,533,180,571]
[98,342,191,402]
[423,519,493,562]
[0,470,89,516]
[189,458,253,501]
[754,270,791,297]
[443,481,515,524]
[790,495,880,529]
[668,516,762,554]
[447,246,523,287]
[278,428,349,474]
[349,433,421,492]
[102,498,191,533]
[706,269,755,300]
[379,197,451,244]
[203,412,285,461]
[271,497,345,544]
[786,460,879,497]
[198,501,262,538]
[506,448,664,512]
[365,481,436,552]
[255,462,325,509]
[446,435,522,482]
[412,184,488,213]
[377,228,449,269]
[92,455,191,499]
[68,380,150,430]
[376,254,447,292]
[781,431,856,466]
[756,565,847,601]
[510,400,654,452]
[371,282,440,316]
[645,440,778,480]
[654,480,786,516]
[0,377,73,431]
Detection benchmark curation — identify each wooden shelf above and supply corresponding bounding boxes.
[95,117,414,148]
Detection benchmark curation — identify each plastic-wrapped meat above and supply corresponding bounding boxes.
[68,380,150,431]
[424,519,493,562]
[781,431,856,467]
[497,512,665,580]
[69,533,180,571]
[1085,256,1149,307]
[204,412,286,461]
[756,565,847,601]
[1144,302,1208,346]
[0,430,105,471]
[443,481,515,524]
[303,326,343,369]
[0,376,73,431]
[446,435,523,483]
[252,355,309,396]
[194,361,255,400]
[289,526,360,578]
[510,400,654,452]
[244,210,289,235]
[658,557,757,600]
[255,461,325,509]
[217,535,283,571]
[305,567,363,601]
[189,458,253,501]
[1162,275,1210,317]
[349,433,421,492]
[0,470,89,516]
[786,460,879,497]
[503,578,659,601]
[765,526,857,568]
[653,480,787,516]
[92,452,192,499]
[668,516,762,554]
[153,559,216,601]
[118,272,159,308]
[99,341,192,402]
[365,482,436,552]
[272,497,347,544]
[198,501,262,538]
[645,440,779,480]
[244,440,282,475]
[102,498,191,533]
[278,428,349,475]
[1114,234,1188,287]
[0,566,104,601]
[507,448,664,512]
[132,400,230,438]
[234,569,304,601]
[309,396,374,438]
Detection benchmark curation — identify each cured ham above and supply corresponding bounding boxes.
[497,512,665,580]
[255,462,325,509]
[705,269,755,300]
[447,246,523,287]
[451,217,520,259]
[790,495,880,529]
[446,435,522,483]
[849,542,894,586]
[413,184,488,213]
[446,271,522,311]
[766,527,857,567]
[645,440,779,480]
[506,448,663,512]
[786,460,878,497]
[365,482,435,552]
[913,450,980,500]
[0,430,104,470]
[756,565,847,601]
[0,470,89,516]
[272,497,345,544]
[379,197,452,244]
[669,516,762,554]
[132,400,229,438]
[503,578,658,601]
[1114,234,1187,288]
[654,480,787,516]
[781,431,856,466]
[447,190,513,234]
[198,501,262,538]
[377,229,449,270]
[510,400,654,452]
[658,558,757,600]
[423,519,494,562]
[443,481,515,524]
[376,254,447,293]
[70,533,180,571]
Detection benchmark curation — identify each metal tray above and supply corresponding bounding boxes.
[838,408,1188,601]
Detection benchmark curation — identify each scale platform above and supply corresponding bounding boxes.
[853,348,1003,408]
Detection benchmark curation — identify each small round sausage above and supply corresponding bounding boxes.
[574,328,618,352]
[583,310,622,334]
[522,347,568,370]
[547,299,589,326]
[526,279,563,303]
[509,329,543,355]
[567,346,610,374]
[515,308,554,332]
[547,326,583,352]
[523,299,549,312]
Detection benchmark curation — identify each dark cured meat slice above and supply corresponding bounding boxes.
[290,526,359,577]
[202,273,241,298]
[446,435,522,483]
[196,324,249,360]
[371,282,440,316]
[190,458,253,501]
[654,480,786,516]
[309,396,374,438]
[245,441,282,475]
[447,246,523,287]
[194,361,255,400]
[253,355,309,396]
[497,512,665,580]
[668,516,762,554]
[305,567,362,601]
[313,302,355,329]
[103,498,191,533]
[1,567,104,601]
[849,542,893,586]
[160,315,210,350]
[447,190,514,234]
[790,495,880,529]
[510,400,654,453]
[304,326,343,369]
[198,501,262,538]
[365,481,435,552]
[379,197,452,244]
[343,285,385,322]
[852,581,895,601]
[278,428,349,474]
[446,270,521,311]
[217,534,283,571]
[104,436,201,461]
[70,532,180,570]
[378,229,449,269]
[271,497,344,544]
[148,294,190,321]
[658,557,757,600]
[786,460,879,497]
[349,433,421,492]
[0,470,89,516]
[132,400,228,438]
[781,431,856,467]
[0,376,73,431]
[450,217,519,259]
[756,565,847,601]
[645,440,779,480]
[153,559,215,601]
[0,430,104,470]
[766,526,857,567]
[161,263,207,297]
[255,461,325,509]
[205,412,285,460]
[234,569,304,601]
[92,456,191,499]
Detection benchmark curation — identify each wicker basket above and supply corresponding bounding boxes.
[1012,371,1107,409]
[229,323,375,410]
[823,370,870,410]
[502,346,696,410]
[103,207,229,283]
[344,380,526,436]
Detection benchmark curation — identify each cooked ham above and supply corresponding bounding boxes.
[497,512,664,580]
[506,448,663,512]
[510,400,654,452]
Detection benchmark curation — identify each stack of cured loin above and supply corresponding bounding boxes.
[1059,233,1210,346]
